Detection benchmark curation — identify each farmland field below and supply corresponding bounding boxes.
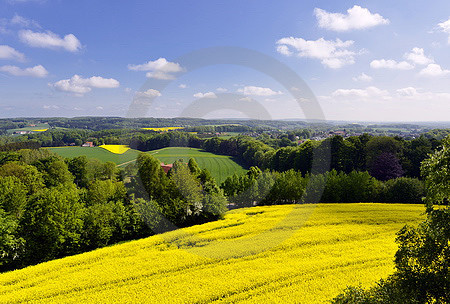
[6,123,50,134]
[0,203,424,303]
[47,147,140,166]
[149,147,246,183]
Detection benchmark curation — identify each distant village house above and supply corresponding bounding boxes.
[82,142,94,147]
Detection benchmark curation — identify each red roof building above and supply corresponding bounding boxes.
[160,163,173,174]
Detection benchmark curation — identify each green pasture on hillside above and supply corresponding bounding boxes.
[149,147,246,183]
[47,147,140,166]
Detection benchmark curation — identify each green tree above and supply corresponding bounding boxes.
[19,184,84,265]
[332,136,450,304]
[421,136,450,209]
[0,176,27,219]
[0,209,24,269]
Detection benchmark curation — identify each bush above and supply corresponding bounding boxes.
[383,177,425,204]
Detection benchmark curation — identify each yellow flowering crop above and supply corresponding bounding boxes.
[99,145,130,154]
[142,127,184,132]
[32,129,48,132]
[0,203,424,303]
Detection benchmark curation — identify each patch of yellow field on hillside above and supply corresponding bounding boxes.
[99,145,130,154]
[142,127,184,132]
[32,129,48,132]
[0,204,425,304]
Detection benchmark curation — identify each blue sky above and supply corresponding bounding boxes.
[0,0,449,121]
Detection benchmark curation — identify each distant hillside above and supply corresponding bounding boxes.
[0,203,424,304]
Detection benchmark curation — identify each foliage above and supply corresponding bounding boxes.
[421,136,450,208]
[332,136,450,304]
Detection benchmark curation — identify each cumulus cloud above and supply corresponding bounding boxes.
[193,92,217,99]
[314,5,389,31]
[404,47,433,65]
[352,73,372,82]
[128,58,183,80]
[0,64,47,77]
[178,84,187,89]
[237,86,282,96]
[370,59,414,70]
[216,87,227,92]
[396,87,450,100]
[419,63,450,77]
[276,37,357,68]
[19,29,82,52]
[276,45,292,56]
[438,18,450,44]
[0,45,25,61]
[135,89,162,98]
[49,75,120,95]
[277,37,356,69]
[331,86,390,99]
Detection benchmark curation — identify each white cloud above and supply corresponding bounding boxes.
[0,64,48,77]
[135,89,161,98]
[19,29,82,52]
[128,58,183,80]
[216,87,227,92]
[0,45,25,61]
[11,14,40,28]
[404,47,433,65]
[276,37,357,68]
[276,45,292,56]
[331,86,390,99]
[178,84,187,89]
[49,75,120,95]
[96,106,104,110]
[396,87,419,97]
[419,63,450,77]
[237,86,283,96]
[193,92,217,99]
[43,104,59,109]
[370,59,414,70]
[438,18,450,44]
[352,73,372,82]
[396,87,450,100]
[239,97,253,102]
[314,5,389,31]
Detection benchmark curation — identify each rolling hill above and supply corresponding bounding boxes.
[0,203,425,303]
[47,146,245,184]
[47,147,140,166]
[149,147,246,184]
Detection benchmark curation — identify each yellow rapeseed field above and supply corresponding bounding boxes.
[99,144,130,154]
[32,129,48,132]
[142,127,184,132]
[0,203,425,303]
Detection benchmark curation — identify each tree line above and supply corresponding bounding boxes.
[221,167,425,207]
[0,149,226,272]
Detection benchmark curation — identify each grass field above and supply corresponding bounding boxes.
[47,147,140,166]
[0,203,425,303]
[47,146,245,183]
[149,147,246,183]
[7,123,50,134]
